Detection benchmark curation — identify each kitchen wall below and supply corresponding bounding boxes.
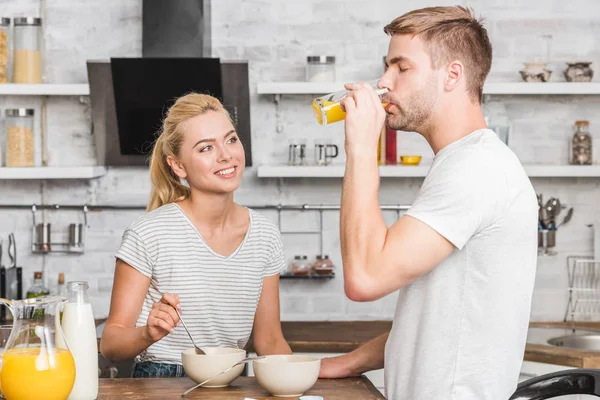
[0,0,599,322]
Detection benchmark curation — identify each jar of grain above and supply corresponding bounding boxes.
[13,17,42,84]
[0,18,10,84]
[6,108,35,167]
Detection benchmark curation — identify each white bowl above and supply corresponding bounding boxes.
[181,347,246,388]
[253,355,321,397]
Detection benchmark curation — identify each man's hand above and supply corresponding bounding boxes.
[319,354,357,379]
[341,82,387,156]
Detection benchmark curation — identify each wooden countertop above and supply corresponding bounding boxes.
[246,321,600,369]
[98,376,384,399]
[525,321,600,368]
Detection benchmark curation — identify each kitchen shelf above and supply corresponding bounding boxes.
[280,273,335,280]
[257,82,600,95]
[0,166,106,180]
[0,84,90,96]
[257,165,600,178]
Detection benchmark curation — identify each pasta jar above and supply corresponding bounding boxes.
[0,18,10,83]
[13,17,42,84]
[570,120,592,165]
[306,56,336,82]
[6,108,35,167]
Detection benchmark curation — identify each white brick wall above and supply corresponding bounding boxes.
[0,0,599,322]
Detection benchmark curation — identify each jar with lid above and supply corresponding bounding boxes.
[570,120,592,165]
[13,17,42,83]
[306,56,336,83]
[0,18,10,84]
[6,108,35,167]
[291,255,311,276]
[312,254,335,275]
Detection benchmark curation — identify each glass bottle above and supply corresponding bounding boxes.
[57,272,66,296]
[26,271,50,298]
[58,281,99,400]
[570,120,592,165]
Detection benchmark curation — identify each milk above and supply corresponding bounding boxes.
[60,302,98,400]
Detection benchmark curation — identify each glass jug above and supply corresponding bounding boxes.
[0,296,76,400]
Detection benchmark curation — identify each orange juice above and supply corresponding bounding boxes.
[1,347,75,400]
[312,99,389,125]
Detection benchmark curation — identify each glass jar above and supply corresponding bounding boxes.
[0,18,10,84]
[570,120,592,165]
[312,254,335,275]
[6,108,35,167]
[306,56,335,83]
[13,17,42,83]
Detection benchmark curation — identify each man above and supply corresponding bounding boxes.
[319,6,538,400]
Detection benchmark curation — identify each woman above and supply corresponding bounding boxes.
[100,93,292,378]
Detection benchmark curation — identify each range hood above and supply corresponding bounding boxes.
[87,0,252,166]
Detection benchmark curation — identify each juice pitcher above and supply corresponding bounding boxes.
[0,296,76,400]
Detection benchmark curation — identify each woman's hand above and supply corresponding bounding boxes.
[145,292,181,343]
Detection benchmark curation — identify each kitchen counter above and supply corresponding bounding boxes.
[97,320,600,370]
[526,322,600,368]
[247,321,600,369]
[98,376,384,399]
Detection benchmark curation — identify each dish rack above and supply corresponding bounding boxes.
[564,255,600,326]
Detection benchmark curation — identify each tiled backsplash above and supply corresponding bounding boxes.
[0,0,599,321]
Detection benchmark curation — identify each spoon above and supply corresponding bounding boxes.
[181,356,265,397]
[149,282,205,355]
[173,307,206,355]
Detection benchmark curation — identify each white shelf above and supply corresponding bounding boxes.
[257,165,600,178]
[257,82,600,95]
[0,166,106,180]
[0,84,90,96]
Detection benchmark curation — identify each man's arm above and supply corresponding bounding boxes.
[320,332,389,378]
[340,84,455,302]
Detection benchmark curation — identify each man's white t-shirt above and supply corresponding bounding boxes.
[384,129,538,400]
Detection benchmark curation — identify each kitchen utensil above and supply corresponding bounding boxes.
[175,308,205,355]
[68,223,83,249]
[558,207,574,227]
[35,223,51,252]
[149,282,205,355]
[5,234,22,303]
[181,356,265,396]
[8,233,16,268]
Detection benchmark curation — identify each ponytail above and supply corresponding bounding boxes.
[147,135,190,212]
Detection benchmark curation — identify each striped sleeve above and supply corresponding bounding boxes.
[264,230,286,277]
[115,228,154,279]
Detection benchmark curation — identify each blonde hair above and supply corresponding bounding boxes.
[147,93,232,212]
[383,6,492,103]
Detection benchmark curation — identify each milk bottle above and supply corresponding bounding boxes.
[58,281,99,400]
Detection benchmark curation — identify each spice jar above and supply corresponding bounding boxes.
[306,56,336,83]
[312,254,335,275]
[291,255,311,276]
[13,17,42,84]
[6,108,35,167]
[570,120,592,165]
[0,18,10,84]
